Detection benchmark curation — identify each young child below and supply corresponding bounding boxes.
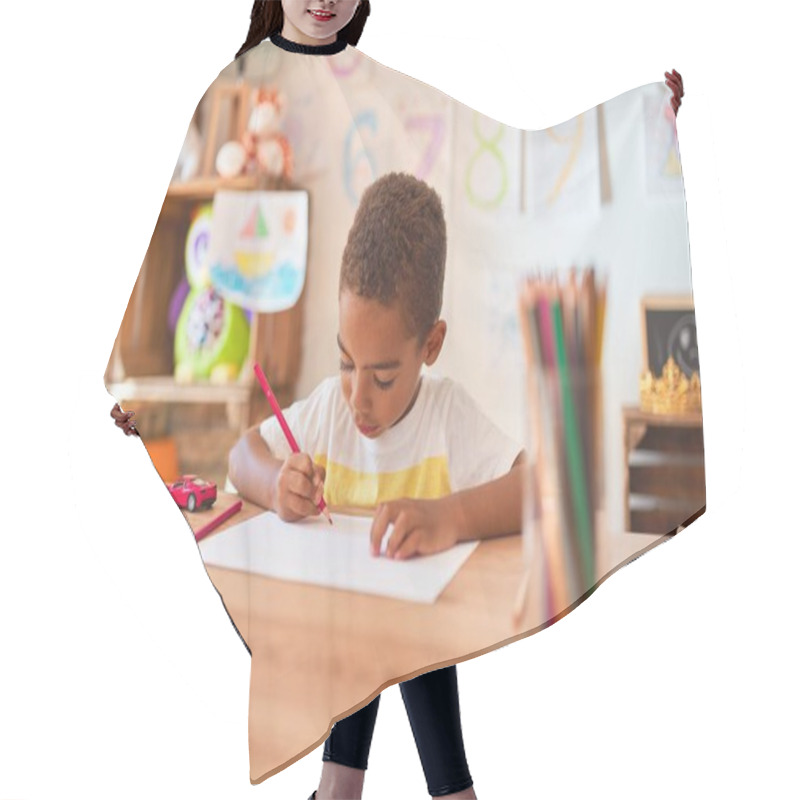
[109,57,682,438]
[229,169,524,800]
[108,6,686,799]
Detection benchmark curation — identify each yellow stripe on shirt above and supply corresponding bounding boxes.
[313,455,452,509]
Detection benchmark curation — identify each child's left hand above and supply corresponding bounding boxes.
[110,402,139,436]
[370,496,462,559]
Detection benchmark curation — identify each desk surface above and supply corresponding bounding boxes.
[183,494,670,783]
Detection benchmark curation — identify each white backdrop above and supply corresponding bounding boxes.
[1,1,797,798]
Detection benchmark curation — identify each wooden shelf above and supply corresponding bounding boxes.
[105,79,305,445]
[622,406,703,428]
[107,375,252,405]
[165,175,261,201]
[622,404,705,534]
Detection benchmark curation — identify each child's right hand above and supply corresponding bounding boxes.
[274,452,326,522]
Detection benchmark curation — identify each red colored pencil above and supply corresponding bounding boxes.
[194,499,243,543]
[253,363,333,525]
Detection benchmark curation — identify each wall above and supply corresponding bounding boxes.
[223,46,693,534]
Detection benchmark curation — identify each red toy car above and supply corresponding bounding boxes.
[167,475,217,512]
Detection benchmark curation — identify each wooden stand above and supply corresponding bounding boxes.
[105,79,307,439]
[622,405,706,534]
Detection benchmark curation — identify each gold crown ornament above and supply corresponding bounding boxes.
[639,356,702,415]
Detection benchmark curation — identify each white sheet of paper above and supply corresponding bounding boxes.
[198,511,479,604]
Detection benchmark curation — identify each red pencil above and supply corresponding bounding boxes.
[253,363,333,525]
[194,499,243,543]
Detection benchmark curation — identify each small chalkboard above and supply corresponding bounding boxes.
[640,295,700,377]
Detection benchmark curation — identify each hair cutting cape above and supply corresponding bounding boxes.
[105,36,705,784]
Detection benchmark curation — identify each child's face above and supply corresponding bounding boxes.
[338,290,446,439]
[281,0,361,44]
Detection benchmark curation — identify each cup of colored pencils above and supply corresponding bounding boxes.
[514,266,607,628]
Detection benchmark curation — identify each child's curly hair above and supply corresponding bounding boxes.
[340,172,447,344]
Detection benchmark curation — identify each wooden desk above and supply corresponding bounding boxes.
[183,494,671,783]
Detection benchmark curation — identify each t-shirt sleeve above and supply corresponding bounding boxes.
[258,378,332,460]
[446,382,523,492]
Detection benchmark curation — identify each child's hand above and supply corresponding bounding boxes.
[110,402,139,436]
[665,68,684,117]
[274,452,326,522]
[370,497,462,559]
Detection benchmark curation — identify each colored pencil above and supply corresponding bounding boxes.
[525,281,562,619]
[552,298,594,589]
[544,279,581,605]
[516,267,605,619]
[194,499,243,543]
[512,563,533,628]
[535,282,572,613]
[253,363,333,525]
[596,277,607,366]
[579,269,596,519]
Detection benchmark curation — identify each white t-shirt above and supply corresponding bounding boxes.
[256,373,522,510]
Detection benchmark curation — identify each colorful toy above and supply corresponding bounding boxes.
[184,203,214,287]
[167,277,190,333]
[215,87,294,181]
[167,475,217,512]
[174,285,250,382]
[173,203,250,383]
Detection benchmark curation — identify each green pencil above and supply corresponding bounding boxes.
[551,299,595,589]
